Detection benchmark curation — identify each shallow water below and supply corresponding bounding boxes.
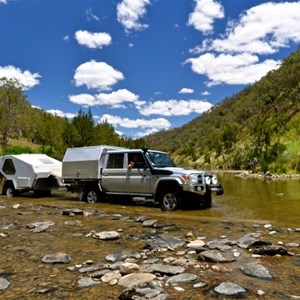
[0,173,299,299]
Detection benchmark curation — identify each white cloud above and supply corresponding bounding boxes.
[47,109,76,119]
[0,65,41,90]
[117,0,152,32]
[201,90,210,96]
[75,30,112,49]
[186,52,280,86]
[69,89,144,109]
[198,1,300,55]
[74,60,124,91]
[0,0,9,4]
[63,35,70,42]
[187,0,224,34]
[138,99,213,116]
[179,88,194,94]
[100,114,171,131]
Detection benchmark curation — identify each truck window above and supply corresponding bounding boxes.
[107,154,124,169]
[128,153,147,169]
[2,159,16,175]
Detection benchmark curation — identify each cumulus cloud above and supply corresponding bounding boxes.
[47,109,76,119]
[186,52,280,86]
[201,90,210,96]
[0,65,41,90]
[69,89,144,108]
[100,114,171,131]
[179,88,194,94]
[74,60,124,91]
[187,0,224,34]
[138,99,213,116]
[75,30,112,49]
[117,0,152,32]
[0,0,9,4]
[187,1,298,86]
[195,1,300,55]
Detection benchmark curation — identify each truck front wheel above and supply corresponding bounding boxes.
[158,188,182,211]
[81,187,100,204]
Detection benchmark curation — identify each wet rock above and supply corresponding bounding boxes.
[144,233,184,251]
[237,232,262,249]
[27,221,55,232]
[78,263,109,273]
[93,231,120,240]
[0,277,10,290]
[213,282,248,297]
[77,277,100,288]
[193,281,208,288]
[241,263,272,279]
[198,250,236,263]
[118,273,156,288]
[166,273,197,284]
[105,250,141,262]
[252,244,289,256]
[142,219,158,227]
[286,242,299,248]
[207,239,233,251]
[145,263,185,276]
[62,208,84,216]
[120,262,140,274]
[42,252,71,264]
[186,239,205,251]
[101,270,121,283]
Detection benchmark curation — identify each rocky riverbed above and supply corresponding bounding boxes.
[0,194,299,299]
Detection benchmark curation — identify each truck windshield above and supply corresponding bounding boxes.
[146,151,176,168]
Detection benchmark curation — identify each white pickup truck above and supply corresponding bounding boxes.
[62,145,224,211]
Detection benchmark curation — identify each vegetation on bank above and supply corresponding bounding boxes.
[1,47,299,174]
[145,48,300,174]
[0,77,145,160]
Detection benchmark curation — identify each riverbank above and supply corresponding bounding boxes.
[0,195,299,299]
[218,170,300,180]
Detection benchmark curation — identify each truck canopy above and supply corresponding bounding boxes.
[62,145,124,179]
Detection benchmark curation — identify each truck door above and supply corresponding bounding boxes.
[101,153,126,193]
[124,152,152,194]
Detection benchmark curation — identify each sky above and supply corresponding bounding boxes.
[0,0,299,138]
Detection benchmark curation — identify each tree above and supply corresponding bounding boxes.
[0,78,31,151]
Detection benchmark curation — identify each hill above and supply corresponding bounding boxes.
[145,48,300,174]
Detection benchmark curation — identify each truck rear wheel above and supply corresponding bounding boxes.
[81,187,100,204]
[158,188,181,211]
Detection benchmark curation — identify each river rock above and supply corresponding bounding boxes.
[42,252,71,264]
[144,233,184,251]
[27,221,55,232]
[198,250,236,263]
[237,233,262,249]
[166,273,197,284]
[207,239,232,251]
[101,270,121,283]
[213,282,248,297]
[252,244,289,256]
[79,263,108,273]
[93,231,120,240]
[62,208,84,216]
[118,273,156,288]
[0,277,10,290]
[120,262,140,274]
[186,239,205,251]
[241,263,272,279]
[77,277,100,288]
[145,263,185,276]
[105,250,141,262]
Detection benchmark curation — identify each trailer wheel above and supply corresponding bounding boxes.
[82,187,100,204]
[3,183,15,198]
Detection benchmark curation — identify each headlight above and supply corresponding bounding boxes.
[205,176,211,184]
[212,175,218,185]
[189,174,198,184]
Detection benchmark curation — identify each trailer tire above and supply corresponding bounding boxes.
[82,186,100,204]
[3,183,15,198]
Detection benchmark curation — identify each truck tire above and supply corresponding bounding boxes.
[82,186,100,204]
[158,188,182,211]
[3,182,15,198]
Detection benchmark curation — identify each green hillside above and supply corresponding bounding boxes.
[145,48,300,174]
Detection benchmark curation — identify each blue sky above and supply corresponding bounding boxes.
[0,0,299,138]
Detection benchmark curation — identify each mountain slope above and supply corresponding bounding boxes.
[145,48,300,173]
